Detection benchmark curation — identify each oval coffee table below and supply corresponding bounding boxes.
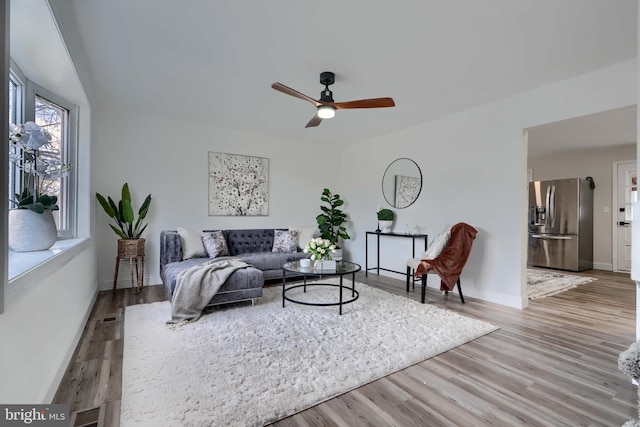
[281,260,361,315]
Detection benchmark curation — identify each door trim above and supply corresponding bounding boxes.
[612,159,636,272]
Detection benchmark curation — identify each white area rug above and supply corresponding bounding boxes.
[121,280,498,427]
[527,269,596,300]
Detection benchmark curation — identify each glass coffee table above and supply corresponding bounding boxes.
[282,260,361,315]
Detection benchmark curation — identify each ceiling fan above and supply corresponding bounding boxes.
[271,71,395,128]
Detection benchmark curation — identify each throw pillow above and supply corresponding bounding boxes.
[202,231,230,258]
[177,226,207,260]
[422,229,451,260]
[288,225,317,250]
[272,229,298,253]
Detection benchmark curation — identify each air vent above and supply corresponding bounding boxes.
[70,405,104,427]
[100,314,117,323]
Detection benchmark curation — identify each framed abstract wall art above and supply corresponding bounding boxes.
[395,175,421,209]
[208,152,269,216]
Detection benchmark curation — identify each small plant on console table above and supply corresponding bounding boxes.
[316,188,350,249]
[377,208,394,221]
[377,208,395,233]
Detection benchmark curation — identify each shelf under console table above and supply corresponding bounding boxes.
[365,231,428,277]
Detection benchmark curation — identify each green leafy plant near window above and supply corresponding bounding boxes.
[316,188,350,248]
[377,208,394,221]
[96,183,152,239]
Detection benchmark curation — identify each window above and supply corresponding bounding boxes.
[7,75,78,239]
[34,94,73,235]
[8,69,23,209]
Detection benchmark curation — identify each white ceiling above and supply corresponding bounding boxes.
[12,0,640,150]
[527,105,638,157]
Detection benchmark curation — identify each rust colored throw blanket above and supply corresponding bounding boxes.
[415,223,477,291]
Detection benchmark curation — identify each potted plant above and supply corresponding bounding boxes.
[8,122,73,252]
[316,188,350,260]
[377,208,395,233]
[96,182,152,264]
[303,237,337,270]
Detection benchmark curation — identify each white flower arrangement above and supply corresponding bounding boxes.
[9,121,72,213]
[303,237,336,261]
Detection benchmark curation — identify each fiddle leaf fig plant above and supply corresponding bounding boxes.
[96,183,152,239]
[316,188,350,248]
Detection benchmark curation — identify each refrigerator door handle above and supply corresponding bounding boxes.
[549,185,556,228]
[531,234,572,240]
[529,206,534,225]
[545,185,552,227]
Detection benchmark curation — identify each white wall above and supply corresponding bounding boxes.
[0,0,98,404]
[341,59,637,309]
[92,108,340,289]
[0,250,97,403]
[528,144,636,271]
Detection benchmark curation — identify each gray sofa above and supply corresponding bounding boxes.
[160,229,306,306]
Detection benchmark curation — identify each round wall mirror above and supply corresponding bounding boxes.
[382,158,422,208]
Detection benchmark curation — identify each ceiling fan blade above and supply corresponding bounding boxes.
[305,115,323,128]
[271,82,321,107]
[333,97,395,110]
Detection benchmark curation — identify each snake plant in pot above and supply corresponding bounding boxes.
[96,183,152,259]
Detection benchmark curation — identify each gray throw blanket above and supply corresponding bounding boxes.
[168,257,251,323]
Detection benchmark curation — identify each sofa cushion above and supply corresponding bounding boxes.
[162,257,263,300]
[237,251,306,272]
[225,229,276,255]
[272,229,298,253]
[289,226,317,250]
[422,228,451,260]
[202,231,230,258]
[177,227,207,260]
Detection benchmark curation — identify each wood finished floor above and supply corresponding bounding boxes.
[54,269,638,426]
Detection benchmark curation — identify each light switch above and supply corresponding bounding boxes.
[603,206,610,214]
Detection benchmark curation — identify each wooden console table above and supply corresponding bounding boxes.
[365,231,428,276]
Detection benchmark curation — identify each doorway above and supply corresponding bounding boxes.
[613,160,637,273]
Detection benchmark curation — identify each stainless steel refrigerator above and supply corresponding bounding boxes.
[528,178,593,271]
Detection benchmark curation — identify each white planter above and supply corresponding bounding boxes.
[379,220,394,233]
[8,209,57,252]
[314,259,336,270]
[299,258,311,268]
[333,248,343,261]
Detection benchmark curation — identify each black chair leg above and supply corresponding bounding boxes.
[457,278,465,303]
[406,266,411,293]
[421,275,427,303]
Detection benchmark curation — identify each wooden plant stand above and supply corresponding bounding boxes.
[113,238,145,294]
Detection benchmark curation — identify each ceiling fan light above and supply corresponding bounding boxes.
[317,105,336,119]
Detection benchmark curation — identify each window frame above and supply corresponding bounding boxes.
[8,62,25,208]
[23,80,78,239]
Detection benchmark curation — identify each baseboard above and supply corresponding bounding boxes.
[593,262,613,271]
[99,274,162,291]
[373,270,524,309]
[39,285,99,403]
